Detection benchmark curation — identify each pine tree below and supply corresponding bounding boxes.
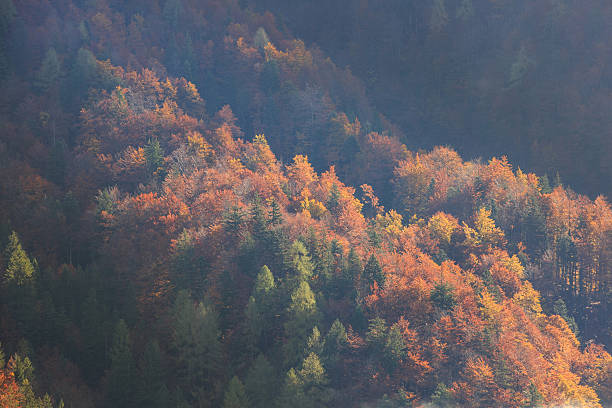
[268,199,283,226]
[34,48,61,93]
[106,319,136,408]
[363,254,385,290]
[173,290,223,407]
[383,323,406,370]
[287,241,314,286]
[144,138,166,182]
[3,231,34,286]
[284,281,319,367]
[137,340,170,408]
[245,355,276,408]
[540,174,553,194]
[223,376,249,408]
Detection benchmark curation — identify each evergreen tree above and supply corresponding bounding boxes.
[268,199,283,226]
[245,354,276,408]
[34,48,61,93]
[137,340,170,408]
[430,283,457,311]
[284,281,319,367]
[2,232,36,337]
[80,288,106,382]
[383,323,406,371]
[540,174,552,194]
[144,138,166,182]
[287,241,314,286]
[106,319,136,408]
[366,317,388,353]
[363,254,385,291]
[223,376,249,408]
[173,290,223,407]
[3,231,34,286]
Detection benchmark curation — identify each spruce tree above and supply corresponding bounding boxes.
[245,354,276,408]
[106,319,136,408]
[34,48,61,93]
[222,376,249,408]
[363,254,385,290]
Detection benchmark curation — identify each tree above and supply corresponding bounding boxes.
[430,283,457,311]
[364,254,385,291]
[287,241,314,285]
[253,27,270,50]
[34,48,61,93]
[144,139,166,182]
[284,281,319,366]
[172,290,223,407]
[223,376,249,408]
[383,322,406,370]
[106,319,136,408]
[3,231,34,286]
[137,340,170,408]
[245,355,276,408]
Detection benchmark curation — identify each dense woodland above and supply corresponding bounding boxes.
[246,0,612,199]
[0,0,611,407]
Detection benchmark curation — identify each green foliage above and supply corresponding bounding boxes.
[245,354,276,408]
[223,376,249,408]
[34,48,61,93]
[172,290,223,406]
[137,340,170,408]
[430,282,457,311]
[366,317,388,352]
[287,241,314,284]
[431,383,454,407]
[364,253,385,290]
[3,231,35,286]
[106,319,136,408]
[254,265,275,296]
[284,280,319,366]
[145,138,166,182]
[383,323,406,370]
[553,298,579,337]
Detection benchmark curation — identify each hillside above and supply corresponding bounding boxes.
[0,0,611,407]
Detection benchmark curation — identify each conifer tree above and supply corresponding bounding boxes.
[3,232,34,286]
[34,48,61,93]
[106,319,136,408]
[245,354,276,408]
[223,376,249,408]
[137,340,170,408]
[363,253,385,290]
[173,290,223,407]
[284,281,319,366]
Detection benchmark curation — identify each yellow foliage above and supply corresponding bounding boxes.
[428,212,458,245]
[375,209,404,236]
[187,131,213,160]
[512,281,542,315]
[463,207,505,249]
[479,289,503,323]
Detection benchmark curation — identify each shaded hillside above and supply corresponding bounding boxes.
[245,0,612,199]
[0,0,611,407]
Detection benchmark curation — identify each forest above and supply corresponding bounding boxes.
[0,0,610,407]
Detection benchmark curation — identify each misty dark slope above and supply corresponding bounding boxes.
[0,0,611,407]
[245,0,612,199]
